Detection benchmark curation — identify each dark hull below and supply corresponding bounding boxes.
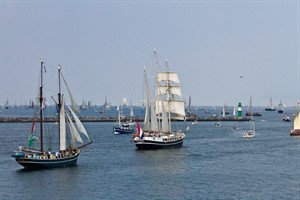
[290,130,300,136]
[265,108,276,111]
[135,139,183,150]
[15,153,80,169]
[245,112,262,117]
[278,110,284,113]
[113,127,134,134]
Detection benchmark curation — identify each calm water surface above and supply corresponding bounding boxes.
[0,107,299,199]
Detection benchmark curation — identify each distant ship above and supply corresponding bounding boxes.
[245,111,262,117]
[277,100,285,113]
[243,97,255,138]
[265,97,276,111]
[113,106,134,134]
[5,98,9,109]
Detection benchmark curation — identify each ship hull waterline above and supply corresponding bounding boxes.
[14,153,80,169]
[113,128,134,135]
[135,139,183,150]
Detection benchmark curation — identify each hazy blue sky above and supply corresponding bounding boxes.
[1,0,299,106]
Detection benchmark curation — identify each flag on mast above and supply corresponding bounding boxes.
[136,122,144,139]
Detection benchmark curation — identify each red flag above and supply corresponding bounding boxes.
[31,120,35,133]
[136,122,144,139]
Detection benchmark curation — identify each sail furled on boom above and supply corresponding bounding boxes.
[150,99,158,132]
[160,99,170,133]
[59,100,66,151]
[143,69,151,132]
[143,68,158,132]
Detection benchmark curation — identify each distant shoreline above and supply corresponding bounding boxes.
[0,116,250,123]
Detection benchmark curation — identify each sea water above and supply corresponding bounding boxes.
[0,107,299,199]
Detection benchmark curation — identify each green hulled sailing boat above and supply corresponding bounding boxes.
[12,61,92,169]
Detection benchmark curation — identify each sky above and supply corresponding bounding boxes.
[0,0,299,107]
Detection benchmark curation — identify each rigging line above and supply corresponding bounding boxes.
[156,50,171,72]
[43,87,57,94]
[297,0,300,107]
[0,1,2,110]
[44,63,60,70]
[153,50,162,73]
[43,70,56,85]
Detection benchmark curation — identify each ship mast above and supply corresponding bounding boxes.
[58,65,62,148]
[153,49,161,132]
[164,60,172,133]
[39,60,44,152]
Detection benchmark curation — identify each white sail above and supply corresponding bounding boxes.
[157,72,180,84]
[150,99,158,132]
[143,68,152,132]
[66,112,83,145]
[156,100,185,120]
[66,118,76,149]
[293,112,300,129]
[130,107,134,117]
[68,105,90,141]
[143,102,150,132]
[59,100,66,151]
[252,120,255,133]
[62,73,80,113]
[222,106,225,117]
[233,106,236,116]
[160,99,170,133]
[156,86,182,97]
[143,68,160,132]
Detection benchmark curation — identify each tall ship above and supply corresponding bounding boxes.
[277,100,285,113]
[11,61,92,169]
[265,97,276,111]
[134,50,188,150]
[290,112,300,136]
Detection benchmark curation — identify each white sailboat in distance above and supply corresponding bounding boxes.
[243,97,255,138]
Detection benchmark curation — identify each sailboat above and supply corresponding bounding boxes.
[11,61,92,169]
[277,100,285,113]
[233,106,236,117]
[290,112,300,136]
[221,104,229,115]
[243,97,255,138]
[113,106,134,134]
[5,98,9,109]
[265,97,276,111]
[125,106,136,126]
[134,50,188,150]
